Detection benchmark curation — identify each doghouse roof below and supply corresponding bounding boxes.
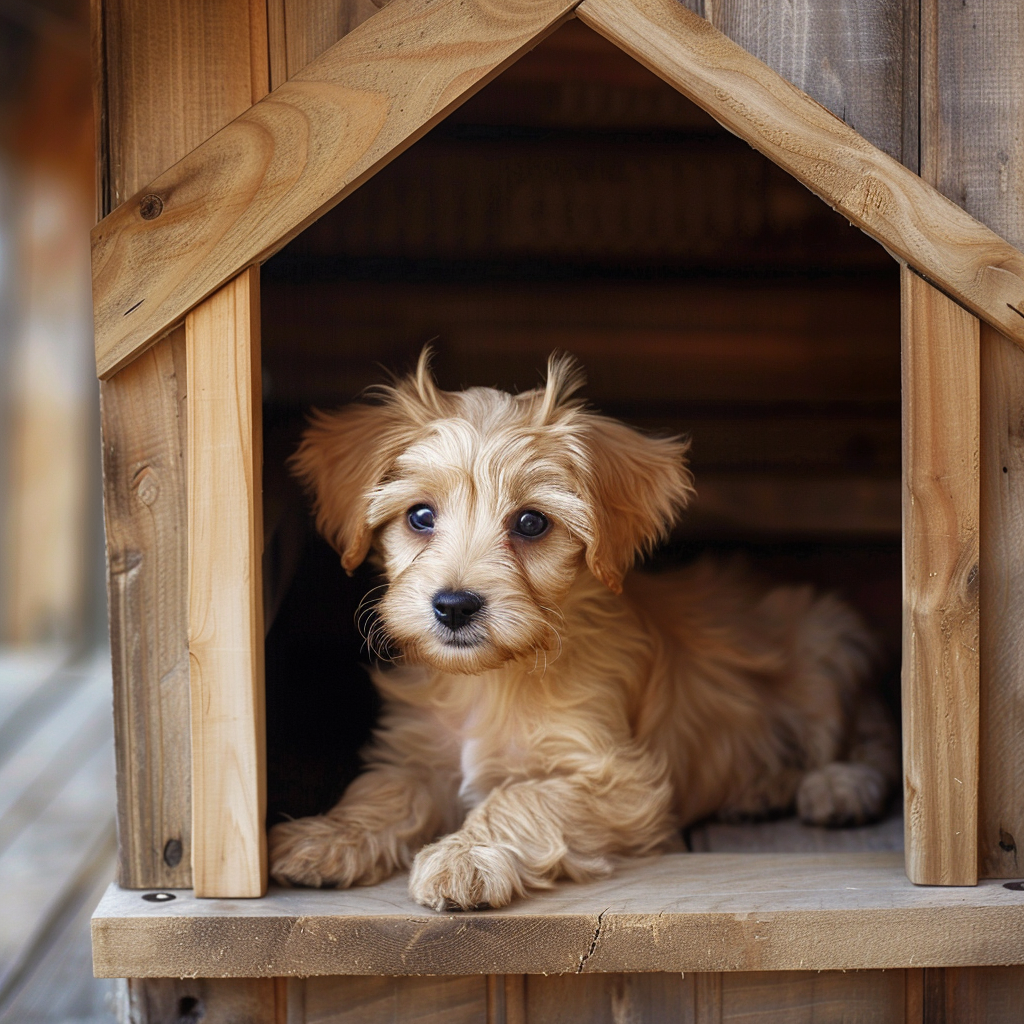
[90,0,1024,379]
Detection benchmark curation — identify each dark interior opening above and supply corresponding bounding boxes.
[261,20,901,840]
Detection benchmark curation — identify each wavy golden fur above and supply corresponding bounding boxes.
[270,351,898,910]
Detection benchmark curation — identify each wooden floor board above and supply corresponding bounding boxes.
[0,648,116,1023]
[689,811,905,853]
[93,851,1024,977]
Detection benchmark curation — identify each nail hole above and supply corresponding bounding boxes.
[141,891,176,902]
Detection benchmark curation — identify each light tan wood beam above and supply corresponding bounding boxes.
[575,0,1024,353]
[186,267,267,898]
[90,0,579,379]
[901,268,980,887]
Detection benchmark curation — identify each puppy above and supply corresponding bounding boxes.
[269,352,898,910]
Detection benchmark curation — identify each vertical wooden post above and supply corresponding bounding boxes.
[920,0,1024,880]
[901,267,980,886]
[187,267,267,898]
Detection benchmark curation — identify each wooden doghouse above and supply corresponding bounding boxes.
[90,0,1024,1019]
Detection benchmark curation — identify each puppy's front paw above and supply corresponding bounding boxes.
[797,762,888,827]
[269,817,390,889]
[409,835,522,911]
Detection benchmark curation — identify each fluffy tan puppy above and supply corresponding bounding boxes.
[269,352,898,910]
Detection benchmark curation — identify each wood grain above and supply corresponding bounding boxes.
[101,333,192,889]
[96,0,271,890]
[714,970,907,1024]
[91,0,579,379]
[979,326,1024,879]
[122,977,283,1024]
[90,852,1024,977]
[301,975,487,1024]
[575,0,1024,351]
[920,0,1024,882]
[704,0,916,166]
[186,267,266,898]
[901,268,980,886]
[283,0,384,79]
[525,974,694,1024]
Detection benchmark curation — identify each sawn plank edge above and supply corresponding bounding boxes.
[91,852,1024,977]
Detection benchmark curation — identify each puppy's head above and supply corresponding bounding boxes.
[292,351,693,673]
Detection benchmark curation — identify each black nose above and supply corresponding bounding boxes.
[432,590,483,631]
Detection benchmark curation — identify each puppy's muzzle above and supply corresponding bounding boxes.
[432,590,484,632]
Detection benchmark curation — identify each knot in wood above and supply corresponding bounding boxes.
[133,466,160,506]
[139,194,164,220]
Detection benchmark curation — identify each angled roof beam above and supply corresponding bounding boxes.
[93,0,1024,379]
[576,0,1024,348]
[91,0,579,379]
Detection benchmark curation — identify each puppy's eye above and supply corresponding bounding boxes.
[407,505,435,532]
[512,510,549,538]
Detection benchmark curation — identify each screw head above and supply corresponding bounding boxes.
[1002,881,1024,891]
[142,891,177,902]
[139,194,164,220]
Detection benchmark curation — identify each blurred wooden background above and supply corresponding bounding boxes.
[0,2,115,1022]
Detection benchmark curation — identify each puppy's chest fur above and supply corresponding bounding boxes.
[417,658,638,812]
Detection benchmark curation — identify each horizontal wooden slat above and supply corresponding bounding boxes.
[90,0,579,378]
[575,0,1024,350]
[91,852,1024,977]
[261,279,900,405]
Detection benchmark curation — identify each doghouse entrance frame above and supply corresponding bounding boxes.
[92,0,1023,977]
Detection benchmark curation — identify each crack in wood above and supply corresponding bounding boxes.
[576,908,608,973]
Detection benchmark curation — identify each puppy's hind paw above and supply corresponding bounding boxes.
[268,816,391,889]
[797,762,888,828]
[409,835,523,911]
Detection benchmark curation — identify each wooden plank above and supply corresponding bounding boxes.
[186,267,266,898]
[920,0,1024,882]
[574,0,1024,351]
[979,326,1024,878]
[940,967,1024,1024]
[0,839,116,1024]
[525,974,694,1024]
[262,279,901,407]
[691,475,899,536]
[0,666,112,858]
[96,0,270,890]
[283,0,384,78]
[122,978,283,1024]
[702,0,915,165]
[716,970,906,1023]
[900,268,980,886]
[300,975,487,1024]
[90,852,1024,977]
[101,333,192,889]
[87,0,597,378]
[99,0,267,210]
[0,677,115,1004]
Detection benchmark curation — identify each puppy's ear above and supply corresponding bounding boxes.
[290,403,410,573]
[580,416,694,593]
